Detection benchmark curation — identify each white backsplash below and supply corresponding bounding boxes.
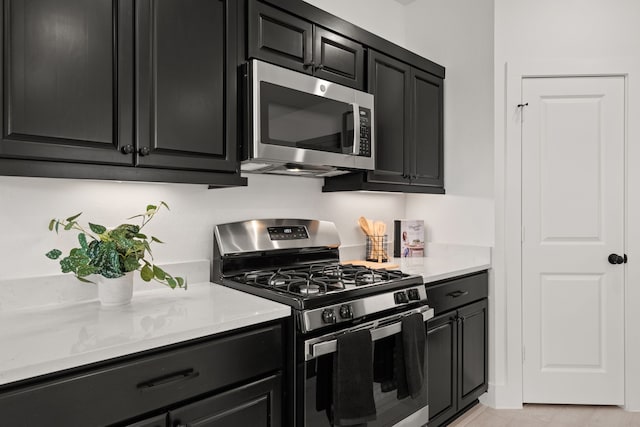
[0,174,405,306]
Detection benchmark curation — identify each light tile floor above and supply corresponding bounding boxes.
[448,404,640,427]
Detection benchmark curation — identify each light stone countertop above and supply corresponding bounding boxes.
[0,283,290,387]
[390,254,491,284]
[0,246,490,388]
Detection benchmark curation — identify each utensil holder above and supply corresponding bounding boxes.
[366,235,389,263]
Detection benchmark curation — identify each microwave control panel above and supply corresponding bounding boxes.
[358,108,372,157]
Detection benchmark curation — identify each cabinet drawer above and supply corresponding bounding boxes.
[426,272,488,315]
[0,324,282,427]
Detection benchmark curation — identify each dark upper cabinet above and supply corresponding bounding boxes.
[323,49,445,194]
[411,67,444,187]
[367,50,411,182]
[248,1,312,75]
[136,0,238,173]
[0,0,133,165]
[247,0,364,90]
[0,0,245,186]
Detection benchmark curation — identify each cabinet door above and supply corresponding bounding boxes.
[0,0,133,165]
[248,1,313,74]
[457,298,488,410]
[366,50,411,184]
[136,0,238,172]
[314,27,364,90]
[410,68,444,187]
[169,374,282,427]
[126,414,167,427]
[426,312,457,427]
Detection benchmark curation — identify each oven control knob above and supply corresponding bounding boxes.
[394,291,409,304]
[322,308,337,324]
[407,288,421,301]
[339,304,353,319]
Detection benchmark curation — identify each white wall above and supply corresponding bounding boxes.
[494,0,640,410]
[0,174,404,280]
[303,0,407,48]
[402,0,495,246]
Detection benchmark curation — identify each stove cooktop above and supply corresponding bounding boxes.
[232,263,408,297]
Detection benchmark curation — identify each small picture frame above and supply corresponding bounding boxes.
[394,220,425,258]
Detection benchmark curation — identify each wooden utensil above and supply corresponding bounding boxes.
[373,221,388,262]
[358,216,372,236]
[371,221,386,262]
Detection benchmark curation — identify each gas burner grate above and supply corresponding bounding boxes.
[234,264,407,298]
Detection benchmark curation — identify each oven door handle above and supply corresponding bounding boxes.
[305,306,434,361]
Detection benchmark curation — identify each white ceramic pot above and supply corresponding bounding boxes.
[97,272,134,306]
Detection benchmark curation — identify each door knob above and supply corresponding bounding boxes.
[608,253,625,264]
[120,144,134,154]
[138,146,150,156]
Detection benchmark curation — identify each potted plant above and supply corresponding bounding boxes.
[45,202,186,306]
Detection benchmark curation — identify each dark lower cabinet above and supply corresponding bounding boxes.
[426,272,488,427]
[426,313,457,425]
[169,374,281,427]
[0,322,284,427]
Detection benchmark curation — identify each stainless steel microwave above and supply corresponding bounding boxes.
[242,59,375,177]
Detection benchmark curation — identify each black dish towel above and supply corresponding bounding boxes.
[402,312,427,399]
[333,329,377,426]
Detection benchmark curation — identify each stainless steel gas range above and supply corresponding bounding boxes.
[212,219,434,427]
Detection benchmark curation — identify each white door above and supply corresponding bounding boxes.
[521,76,625,404]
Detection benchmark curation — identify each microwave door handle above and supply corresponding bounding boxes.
[351,102,361,155]
[305,306,435,360]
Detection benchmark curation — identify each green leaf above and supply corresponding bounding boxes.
[45,249,62,260]
[65,212,82,222]
[140,264,154,282]
[123,255,139,272]
[151,236,164,244]
[160,201,170,210]
[88,241,122,278]
[143,240,152,257]
[55,221,59,233]
[176,277,185,288]
[76,276,95,284]
[78,233,88,251]
[48,219,56,231]
[146,204,157,212]
[166,277,177,289]
[153,265,166,281]
[89,223,107,234]
[60,248,93,275]
[64,222,74,231]
[126,214,146,220]
[134,233,147,239]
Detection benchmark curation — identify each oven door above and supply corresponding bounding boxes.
[249,59,374,171]
[302,305,434,427]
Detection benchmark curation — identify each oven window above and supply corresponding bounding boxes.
[304,335,428,427]
[260,82,354,153]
